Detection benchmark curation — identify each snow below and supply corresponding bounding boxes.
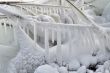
[34,64,59,73]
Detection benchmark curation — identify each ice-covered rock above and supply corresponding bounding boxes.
[87,69,94,73]
[79,55,97,67]
[96,52,110,64]
[77,66,87,73]
[68,59,80,71]
[105,70,109,73]
[69,71,77,73]
[49,63,59,69]
[96,65,104,73]
[34,64,59,73]
[104,60,110,71]
[58,67,68,73]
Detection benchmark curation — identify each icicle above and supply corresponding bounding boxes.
[4,20,7,36]
[52,30,55,43]
[56,8,59,14]
[68,30,72,59]
[43,7,46,14]
[40,7,43,14]
[26,26,29,36]
[49,8,52,15]
[56,30,62,65]
[34,22,37,43]
[35,7,38,14]
[45,28,49,62]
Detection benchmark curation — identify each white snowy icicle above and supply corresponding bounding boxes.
[4,21,7,35]
[52,30,55,43]
[34,22,37,43]
[56,30,62,64]
[45,28,49,61]
[68,31,72,59]
[26,27,29,35]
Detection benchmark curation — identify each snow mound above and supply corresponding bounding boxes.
[34,64,59,73]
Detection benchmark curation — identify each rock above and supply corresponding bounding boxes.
[105,69,109,73]
[68,59,80,71]
[79,55,97,67]
[96,65,104,73]
[77,66,87,73]
[34,64,59,73]
[104,60,110,70]
[58,67,68,73]
[69,71,77,73]
[87,69,94,73]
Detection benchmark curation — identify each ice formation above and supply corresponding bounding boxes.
[0,0,110,73]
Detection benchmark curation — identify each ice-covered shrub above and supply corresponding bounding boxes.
[9,47,45,73]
